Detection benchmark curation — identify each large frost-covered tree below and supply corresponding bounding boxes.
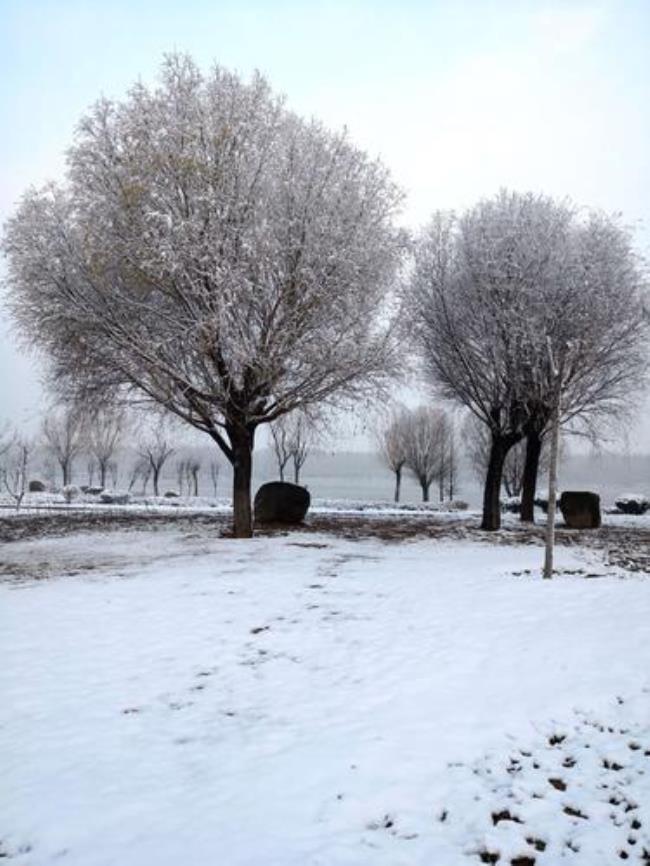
[411,192,648,530]
[2,55,405,537]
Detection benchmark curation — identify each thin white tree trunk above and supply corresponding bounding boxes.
[543,365,563,579]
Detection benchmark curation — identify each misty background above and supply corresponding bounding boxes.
[1,0,648,495]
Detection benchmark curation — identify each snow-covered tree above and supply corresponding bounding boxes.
[403,406,450,503]
[42,406,84,486]
[3,54,405,537]
[376,406,410,503]
[411,192,648,530]
[1,436,30,511]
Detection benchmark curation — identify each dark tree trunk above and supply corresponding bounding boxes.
[439,475,444,502]
[394,466,402,503]
[520,431,543,523]
[481,434,511,531]
[62,462,70,487]
[99,461,107,488]
[420,480,430,502]
[152,467,160,497]
[293,463,299,484]
[228,424,256,538]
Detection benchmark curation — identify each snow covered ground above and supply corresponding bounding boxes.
[1,523,649,865]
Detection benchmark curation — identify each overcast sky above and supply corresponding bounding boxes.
[1,0,648,448]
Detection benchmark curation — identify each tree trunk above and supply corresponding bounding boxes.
[62,462,70,487]
[420,480,429,502]
[439,475,444,502]
[293,462,300,485]
[520,431,542,523]
[544,380,563,579]
[394,466,402,503]
[481,434,510,531]
[99,462,107,488]
[229,425,255,538]
[153,467,160,497]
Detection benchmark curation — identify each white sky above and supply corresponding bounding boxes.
[1,0,648,449]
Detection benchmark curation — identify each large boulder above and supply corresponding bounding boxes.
[559,491,601,529]
[254,481,310,525]
[28,479,46,492]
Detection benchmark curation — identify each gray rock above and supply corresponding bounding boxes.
[559,491,601,529]
[99,490,130,505]
[254,481,310,525]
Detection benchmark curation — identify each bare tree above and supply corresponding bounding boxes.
[86,457,97,487]
[376,407,410,503]
[270,412,314,484]
[440,418,458,501]
[1,436,30,511]
[289,415,312,485]
[269,417,293,482]
[209,461,220,497]
[138,429,174,496]
[86,409,125,488]
[3,55,405,537]
[176,460,186,496]
[186,460,201,496]
[404,406,450,503]
[411,192,648,530]
[127,457,151,494]
[42,406,84,486]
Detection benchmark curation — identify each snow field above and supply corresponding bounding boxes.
[1,527,649,865]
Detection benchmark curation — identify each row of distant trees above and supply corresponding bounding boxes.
[0,409,223,505]
[377,405,552,505]
[3,54,648,535]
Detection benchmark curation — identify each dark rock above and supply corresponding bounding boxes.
[164,490,179,498]
[83,486,104,496]
[99,490,130,505]
[535,494,559,514]
[559,491,601,529]
[614,495,649,515]
[28,480,46,492]
[254,481,310,525]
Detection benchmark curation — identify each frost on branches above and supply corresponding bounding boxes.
[410,191,648,531]
[2,54,406,537]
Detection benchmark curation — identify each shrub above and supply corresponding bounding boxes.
[62,485,80,503]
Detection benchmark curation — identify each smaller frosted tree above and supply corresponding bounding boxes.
[87,409,125,489]
[138,428,174,497]
[404,406,450,503]
[1,435,30,511]
[42,406,84,486]
[376,407,410,503]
